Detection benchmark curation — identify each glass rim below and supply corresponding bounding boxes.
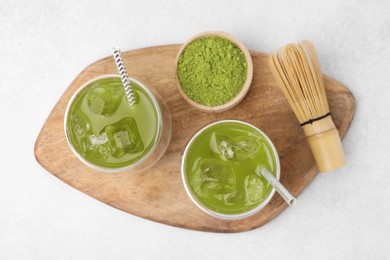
[64,74,163,173]
[181,119,280,220]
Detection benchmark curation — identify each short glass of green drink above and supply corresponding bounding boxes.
[181,120,280,220]
[64,75,171,173]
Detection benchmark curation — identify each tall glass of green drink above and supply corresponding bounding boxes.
[182,120,280,220]
[65,75,171,173]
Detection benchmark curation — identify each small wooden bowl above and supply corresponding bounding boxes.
[175,31,253,113]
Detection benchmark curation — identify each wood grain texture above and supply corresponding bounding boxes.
[34,45,356,232]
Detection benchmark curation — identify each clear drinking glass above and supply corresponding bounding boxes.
[181,120,280,220]
[64,75,171,173]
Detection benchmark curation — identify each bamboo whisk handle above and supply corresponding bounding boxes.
[302,116,346,172]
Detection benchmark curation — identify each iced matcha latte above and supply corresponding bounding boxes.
[65,75,164,172]
[182,120,280,219]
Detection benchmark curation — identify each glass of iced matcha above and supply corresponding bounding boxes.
[181,120,280,220]
[64,75,171,173]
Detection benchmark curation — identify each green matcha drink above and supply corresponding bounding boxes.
[182,120,280,219]
[65,75,162,171]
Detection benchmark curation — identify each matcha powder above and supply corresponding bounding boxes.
[177,36,248,106]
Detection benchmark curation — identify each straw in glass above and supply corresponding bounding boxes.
[112,46,136,106]
[256,166,297,206]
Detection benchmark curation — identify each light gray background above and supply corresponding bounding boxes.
[1,0,389,259]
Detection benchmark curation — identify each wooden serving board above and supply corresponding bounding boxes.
[34,45,355,232]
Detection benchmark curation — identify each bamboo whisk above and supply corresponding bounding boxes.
[268,40,346,172]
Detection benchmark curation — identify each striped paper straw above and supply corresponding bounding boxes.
[112,46,136,106]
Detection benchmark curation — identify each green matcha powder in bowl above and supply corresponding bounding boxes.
[175,31,253,112]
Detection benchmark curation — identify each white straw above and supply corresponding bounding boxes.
[112,46,136,106]
[256,166,297,206]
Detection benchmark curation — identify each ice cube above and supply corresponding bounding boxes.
[80,133,111,160]
[210,133,261,161]
[101,117,144,158]
[71,111,92,139]
[89,133,108,145]
[190,158,237,203]
[87,82,124,116]
[245,173,265,204]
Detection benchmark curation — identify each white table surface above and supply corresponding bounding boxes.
[1,0,389,259]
